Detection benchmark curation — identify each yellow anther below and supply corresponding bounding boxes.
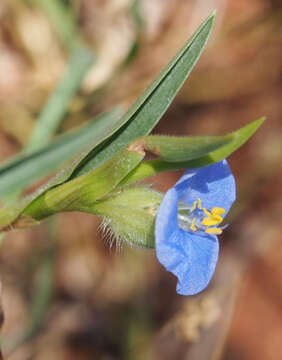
[190,218,197,232]
[202,207,222,226]
[211,207,225,216]
[205,227,223,235]
[202,215,222,226]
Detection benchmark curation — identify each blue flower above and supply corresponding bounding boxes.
[155,160,236,295]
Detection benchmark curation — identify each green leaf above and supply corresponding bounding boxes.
[1,12,214,199]
[23,146,145,221]
[0,144,145,229]
[2,46,95,207]
[122,117,265,185]
[145,134,233,162]
[27,46,95,151]
[69,12,215,179]
[130,0,144,30]
[0,13,216,231]
[0,109,122,198]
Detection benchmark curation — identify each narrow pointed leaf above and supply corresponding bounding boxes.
[144,134,232,162]
[0,13,217,232]
[23,147,145,221]
[0,13,214,200]
[27,46,95,151]
[122,117,265,185]
[0,109,122,198]
[69,13,215,179]
[0,144,145,230]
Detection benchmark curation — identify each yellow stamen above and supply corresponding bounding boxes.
[197,198,202,209]
[211,207,225,216]
[202,207,211,216]
[190,200,198,213]
[202,207,223,226]
[205,227,223,235]
[190,218,197,232]
[190,198,203,213]
[188,198,226,233]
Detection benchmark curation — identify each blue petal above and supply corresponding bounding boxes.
[175,159,236,216]
[155,187,219,295]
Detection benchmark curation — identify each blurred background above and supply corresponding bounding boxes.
[0,0,281,359]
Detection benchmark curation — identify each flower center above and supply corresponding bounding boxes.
[178,198,226,235]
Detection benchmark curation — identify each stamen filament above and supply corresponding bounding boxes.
[190,200,198,213]
[190,218,197,232]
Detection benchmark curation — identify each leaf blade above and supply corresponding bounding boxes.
[27,46,95,151]
[145,134,233,162]
[0,109,122,198]
[121,117,265,184]
[71,13,215,178]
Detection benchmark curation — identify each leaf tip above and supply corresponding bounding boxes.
[204,10,216,26]
[249,116,266,133]
[210,9,217,18]
[256,116,266,126]
[200,10,216,33]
